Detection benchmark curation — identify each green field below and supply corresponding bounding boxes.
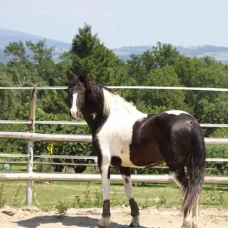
[0,181,227,212]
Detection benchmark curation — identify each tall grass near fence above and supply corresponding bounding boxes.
[0,181,227,212]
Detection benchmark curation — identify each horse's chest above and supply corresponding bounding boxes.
[98,121,133,149]
[99,113,140,139]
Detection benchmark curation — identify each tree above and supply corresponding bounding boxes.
[69,23,127,85]
[187,58,228,124]
[0,71,18,120]
[4,40,56,86]
[137,66,189,114]
[151,42,180,68]
[127,42,180,85]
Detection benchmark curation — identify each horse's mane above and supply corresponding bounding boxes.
[102,86,137,114]
[71,70,137,113]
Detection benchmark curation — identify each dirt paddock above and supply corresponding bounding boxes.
[0,206,227,228]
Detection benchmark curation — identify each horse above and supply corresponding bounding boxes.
[66,70,206,228]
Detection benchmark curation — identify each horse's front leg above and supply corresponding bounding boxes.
[95,156,111,228]
[119,167,140,227]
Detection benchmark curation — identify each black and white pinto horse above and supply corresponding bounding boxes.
[66,70,206,228]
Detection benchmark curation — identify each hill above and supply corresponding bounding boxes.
[1,29,228,64]
[0,29,71,63]
[112,45,228,64]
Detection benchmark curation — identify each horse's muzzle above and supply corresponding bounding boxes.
[69,110,79,119]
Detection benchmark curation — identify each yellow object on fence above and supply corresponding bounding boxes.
[47,142,55,155]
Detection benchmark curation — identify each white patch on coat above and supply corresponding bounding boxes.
[122,175,133,199]
[91,112,97,120]
[166,110,190,116]
[97,89,147,168]
[70,92,78,119]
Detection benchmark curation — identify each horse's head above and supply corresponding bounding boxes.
[66,70,88,119]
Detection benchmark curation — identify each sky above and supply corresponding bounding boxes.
[1,0,228,48]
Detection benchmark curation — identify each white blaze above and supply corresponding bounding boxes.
[70,92,78,119]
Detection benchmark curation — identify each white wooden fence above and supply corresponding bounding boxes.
[1,85,228,205]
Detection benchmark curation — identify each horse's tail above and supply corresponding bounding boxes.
[182,119,206,217]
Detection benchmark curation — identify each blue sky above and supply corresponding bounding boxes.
[1,0,228,48]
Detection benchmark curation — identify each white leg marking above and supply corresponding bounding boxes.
[191,196,199,228]
[102,164,110,200]
[101,155,111,200]
[122,175,140,227]
[96,154,111,228]
[182,196,200,228]
[130,215,140,227]
[122,175,133,199]
[97,217,110,227]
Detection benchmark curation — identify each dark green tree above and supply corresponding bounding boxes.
[127,42,180,85]
[69,23,127,85]
[137,66,189,114]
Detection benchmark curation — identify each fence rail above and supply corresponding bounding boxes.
[2,85,228,92]
[2,120,228,128]
[1,131,228,145]
[1,154,227,163]
[0,173,228,184]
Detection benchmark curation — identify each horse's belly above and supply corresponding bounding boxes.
[110,143,142,168]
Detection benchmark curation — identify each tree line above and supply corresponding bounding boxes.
[0,24,228,174]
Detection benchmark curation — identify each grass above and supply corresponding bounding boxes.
[0,180,227,212]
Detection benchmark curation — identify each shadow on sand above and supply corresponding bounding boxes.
[16,214,148,228]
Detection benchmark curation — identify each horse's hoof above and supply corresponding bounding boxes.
[129,223,141,227]
[94,225,103,228]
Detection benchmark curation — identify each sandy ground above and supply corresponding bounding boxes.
[0,206,227,228]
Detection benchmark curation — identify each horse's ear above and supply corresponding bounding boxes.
[66,70,76,82]
[78,70,89,83]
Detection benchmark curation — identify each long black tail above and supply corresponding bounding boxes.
[182,119,206,217]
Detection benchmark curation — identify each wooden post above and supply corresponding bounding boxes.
[26,86,36,205]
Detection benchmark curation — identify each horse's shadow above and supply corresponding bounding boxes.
[16,215,148,228]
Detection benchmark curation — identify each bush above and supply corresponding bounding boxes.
[206,145,228,175]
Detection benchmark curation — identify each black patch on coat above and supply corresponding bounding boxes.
[129,112,194,168]
[111,156,122,167]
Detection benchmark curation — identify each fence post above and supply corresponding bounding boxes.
[26,86,36,205]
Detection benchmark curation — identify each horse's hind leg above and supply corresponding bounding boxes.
[173,168,200,228]
[172,167,188,192]
[182,194,200,228]
[191,195,199,228]
[119,167,140,227]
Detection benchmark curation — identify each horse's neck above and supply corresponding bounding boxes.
[82,87,146,134]
[81,99,108,134]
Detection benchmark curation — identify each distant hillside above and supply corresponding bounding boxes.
[0,29,71,63]
[112,45,228,64]
[1,29,228,64]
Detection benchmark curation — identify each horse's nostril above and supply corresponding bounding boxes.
[69,110,79,119]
